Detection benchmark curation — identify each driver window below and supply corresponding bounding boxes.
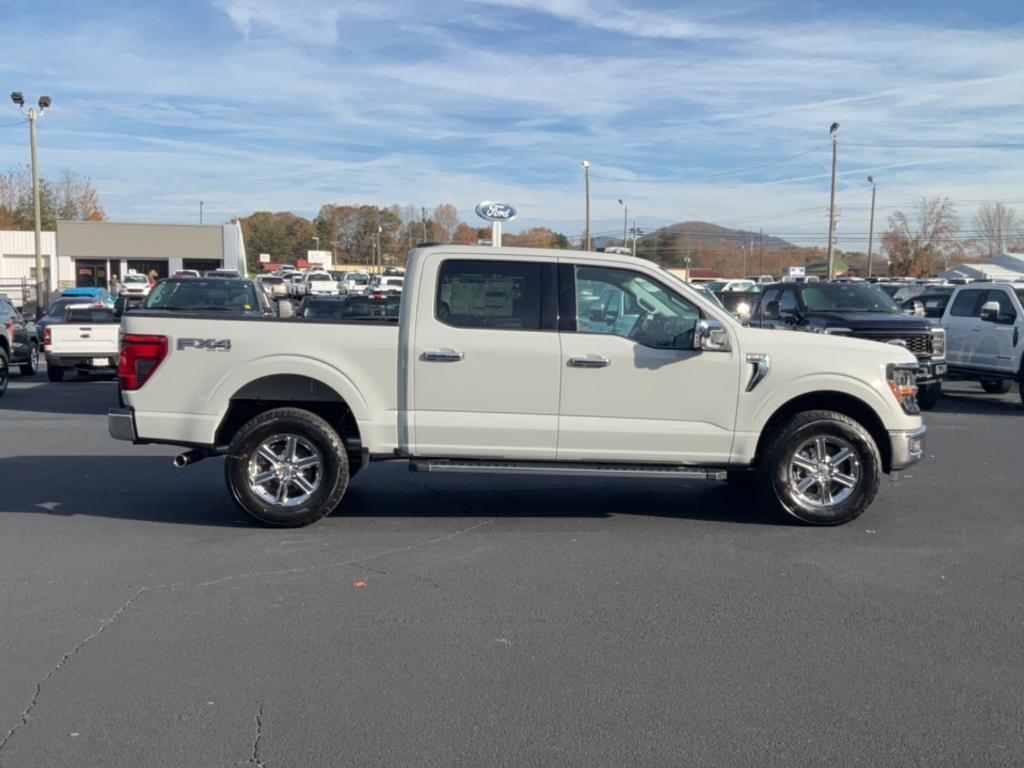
[779,287,800,314]
[575,266,701,349]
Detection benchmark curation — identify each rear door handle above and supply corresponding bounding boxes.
[422,348,464,363]
[568,355,610,368]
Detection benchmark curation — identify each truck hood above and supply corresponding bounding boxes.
[737,325,918,367]
[800,311,932,332]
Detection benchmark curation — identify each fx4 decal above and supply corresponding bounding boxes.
[177,338,232,352]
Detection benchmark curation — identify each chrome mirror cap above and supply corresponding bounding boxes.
[694,319,730,352]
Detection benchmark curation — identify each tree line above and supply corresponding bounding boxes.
[238,203,572,273]
[0,165,106,229]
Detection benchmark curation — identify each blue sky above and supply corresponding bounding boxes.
[1,0,1023,247]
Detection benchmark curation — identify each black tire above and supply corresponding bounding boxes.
[225,407,349,527]
[0,347,8,397]
[980,379,1011,395]
[916,382,941,410]
[756,410,881,525]
[19,342,39,376]
[47,364,65,382]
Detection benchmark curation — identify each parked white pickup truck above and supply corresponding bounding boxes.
[109,246,927,527]
[941,282,1024,407]
[46,304,120,382]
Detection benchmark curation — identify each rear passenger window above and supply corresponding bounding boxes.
[950,290,984,317]
[436,260,543,331]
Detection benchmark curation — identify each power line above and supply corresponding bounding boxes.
[0,119,27,129]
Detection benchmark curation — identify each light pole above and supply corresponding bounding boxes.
[618,198,628,249]
[866,175,877,278]
[582,161,591,251]
[199,200,204,224]
[826,122,840,280]
[10,92,51,318]
[312,235,320,251]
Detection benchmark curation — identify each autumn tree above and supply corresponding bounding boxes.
[433,203,459,243]
[972,202,1023,257]
[0,165,106,229]
[239,211,318,272]
[452,222,480,245]
[881,197,962,277]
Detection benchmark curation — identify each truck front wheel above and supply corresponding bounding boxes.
[980,379,1011,395]
[225,407,349,527]
[46,364,64,382]
[758,410,881,525]
[916,382,941,410]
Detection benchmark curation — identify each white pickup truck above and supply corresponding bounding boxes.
[46,304,120,382]
[109,246,927,527]
[940,282,1024,407]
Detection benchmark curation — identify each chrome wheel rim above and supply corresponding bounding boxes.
[0,356,7,392]
[248,434,323,508]
[788,435,861,509]
[30,345,38,370]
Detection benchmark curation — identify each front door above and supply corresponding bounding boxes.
[944,288,987,367]
[978,288,1020,373]
[558,264,743,465]
[410,256,562,459]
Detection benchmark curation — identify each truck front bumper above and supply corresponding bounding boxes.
[916,361,946,384]
[108,407,137,442]
[889,426,927,470]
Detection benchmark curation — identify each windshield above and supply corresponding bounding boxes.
[65,307,117,323]
[123,274,149,284]
[349,274,369,285]
[802,284,901,313]
[143,280,260,313]
[1015,287,1024,304]
[308,273,331,281]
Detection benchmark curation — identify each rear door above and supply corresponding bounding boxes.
[410,255,562,459]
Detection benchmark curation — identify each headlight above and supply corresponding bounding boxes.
[930,327,946,361]
[887,363,920,414]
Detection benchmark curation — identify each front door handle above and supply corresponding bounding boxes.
[568,355,610,368]
[422,348,464,363]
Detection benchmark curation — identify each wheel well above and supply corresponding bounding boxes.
[754,391,893,473]
[215,375,364,472]
[0,336,9,355]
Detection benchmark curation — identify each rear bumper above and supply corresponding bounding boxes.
[889,426,927,470]
[108,407,138,442]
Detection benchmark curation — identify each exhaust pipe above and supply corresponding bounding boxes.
[173,449,207,469]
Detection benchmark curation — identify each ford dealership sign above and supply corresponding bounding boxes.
[475,202,518,222]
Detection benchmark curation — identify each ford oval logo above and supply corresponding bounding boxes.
[475,201,517,222]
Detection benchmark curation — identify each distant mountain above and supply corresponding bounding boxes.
[639,221,799,251]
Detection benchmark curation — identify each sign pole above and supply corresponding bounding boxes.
[492,221,502,247]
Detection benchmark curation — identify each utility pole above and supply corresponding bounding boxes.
[618,199,628,249]
[759,228,765,275]
[826,122,840,280]
[199,200,204,224]
[582,161,591,251]
[10,92,51,318]
[747,236,753,277]
[866,175,877,278]
[421,206,428,242]
[631,218,637,258]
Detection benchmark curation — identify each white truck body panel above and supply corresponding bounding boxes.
[47,322,119,361]
[942,283,1023,376]
[120,246,922,466]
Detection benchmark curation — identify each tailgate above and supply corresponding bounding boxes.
[50,325,120,357]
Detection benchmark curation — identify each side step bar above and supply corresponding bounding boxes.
[409,459,726,480]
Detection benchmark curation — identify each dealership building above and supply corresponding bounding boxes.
[1,221,248,307]
[57,220,247,288]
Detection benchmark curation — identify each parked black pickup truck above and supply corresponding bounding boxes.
[749,281,947,409]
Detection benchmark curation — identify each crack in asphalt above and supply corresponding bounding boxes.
[250,703,265,768]
[0,587,148,764]
[0,519,496,760]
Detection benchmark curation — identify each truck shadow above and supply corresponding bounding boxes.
[0,376,119,416]
[0,456,792,527]
[930,386,1022,416]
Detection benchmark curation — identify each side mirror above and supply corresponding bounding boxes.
[764,300,780,320]
[904,300,924,317]
[112,297,127,318]
[980,301,999,323]
[693,319,730,352]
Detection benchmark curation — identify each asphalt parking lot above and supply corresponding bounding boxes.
[1,371,1022,768]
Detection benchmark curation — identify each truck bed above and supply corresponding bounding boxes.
[120,314,401,451]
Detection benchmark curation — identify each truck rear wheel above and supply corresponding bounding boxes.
[19,343,38,376]
[980,378,1011,395]
[46,363,64,382]
[225,407,349,527]
[758,410,881,525]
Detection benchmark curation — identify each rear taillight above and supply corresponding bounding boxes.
[119,334,168,391]
[43,326,52,346]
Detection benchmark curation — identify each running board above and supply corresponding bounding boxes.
[409,459,726,480]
